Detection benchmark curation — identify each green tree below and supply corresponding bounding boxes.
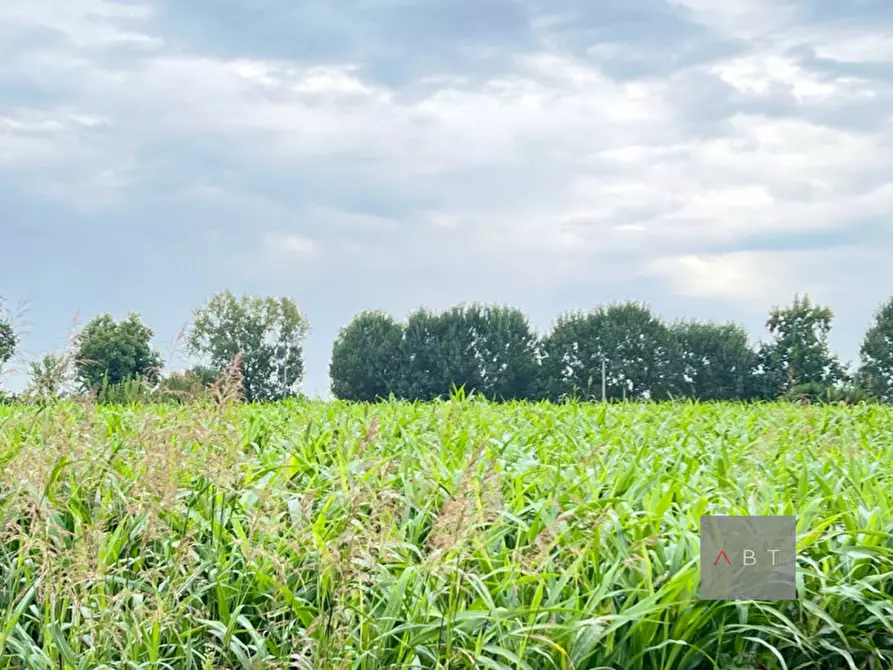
[330,311,404,402]
[468,304,540,401]
[668,321,757,400]
[542,302,673,401]
[858,297,893,402]
[392,304,541,401]
[754,294,844,397]
[27,352,73,399]
[398,306,482,401]
[155,366,216,403]
[0,302,16,373]
[74,313,163,392]
[187,291,309,402]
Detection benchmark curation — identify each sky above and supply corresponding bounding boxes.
[2,0,893,397]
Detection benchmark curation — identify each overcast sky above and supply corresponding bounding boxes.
[2,0,893,396]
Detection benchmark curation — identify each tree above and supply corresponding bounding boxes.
[74,313,163,392]
[27,353,74,399]
[467,304,540,401]
[858,297,893,402]
[0,301,16,373]
[542,302,673,401]
[668,321,757,400]
[330,311,404,401]
[398,306,482,401]
[391,304,541,401]
[156,366,216,403]
[187,291,309,402]
[754,294,844,398]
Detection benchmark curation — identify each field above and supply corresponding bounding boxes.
[1,399,892,669]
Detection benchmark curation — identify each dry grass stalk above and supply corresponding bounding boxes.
[426,443,503,555]
[210,352,244,407]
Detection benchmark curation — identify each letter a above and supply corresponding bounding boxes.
[714,550,732,566]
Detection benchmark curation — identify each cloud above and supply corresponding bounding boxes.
[646,251,811,302]
[812,34,893,64]
[2,0,893,395]
[250,232,319,277]
[667,0,796,40]
[0,0,162,58]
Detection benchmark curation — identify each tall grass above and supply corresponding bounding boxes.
[0,399,891,669]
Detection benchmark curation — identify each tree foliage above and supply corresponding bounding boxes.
[396,304,541,401]
[755,295,844,397]
[0,302,16,372]
[15,289,893,406]
[330,305,540,402]
[398,306,484,401]
[187,291,309,402]
[27,353,74,399]
[669,321,757,400]
[542,303,673,401]
[467,305,540,401]
[859,297,893,403]
[330,311,405,402]
[74,313,163,393]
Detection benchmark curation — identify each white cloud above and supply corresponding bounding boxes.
[712,54,840,101]
[646,252,808,302]
[648,247,893,327]
[8,42,893,304]
[272,232,317,256]
[2,0,893,313]
[811,33,893,63]
[0,108,134,210]
[3,0,893,401]
[0,0,161,49]
[666,0,796,40]
[247,232,320,278]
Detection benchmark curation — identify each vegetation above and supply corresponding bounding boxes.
[330,311,405,402]
[26,353,74,400]
[330,295,884,404]
[0,398,891,668]
[0,300,16,375]
[668,321,757,401]
[73,313,163,394]
[187,291,310,402]
[395,305,540,402]
[154,366,215,404]
[2,290,893,405]
[754,295,846,399]
[1,290,892,667]
[541,302,674,401]
[859,297,893,403]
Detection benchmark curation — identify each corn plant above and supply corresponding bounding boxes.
[0,399,891,669]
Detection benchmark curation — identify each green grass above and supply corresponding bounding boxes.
[1,398,892,669]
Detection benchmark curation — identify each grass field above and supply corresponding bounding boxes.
[1,398,892,669]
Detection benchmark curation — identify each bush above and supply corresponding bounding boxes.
[154,368,214,404]
[784,381,873,405]
[96,376,154,405]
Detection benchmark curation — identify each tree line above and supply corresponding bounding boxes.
[2,291,893,404]
[330,297,890,403]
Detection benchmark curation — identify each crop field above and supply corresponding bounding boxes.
[1,399,892,669]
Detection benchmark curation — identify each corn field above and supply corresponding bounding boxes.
[1,398,892,669]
